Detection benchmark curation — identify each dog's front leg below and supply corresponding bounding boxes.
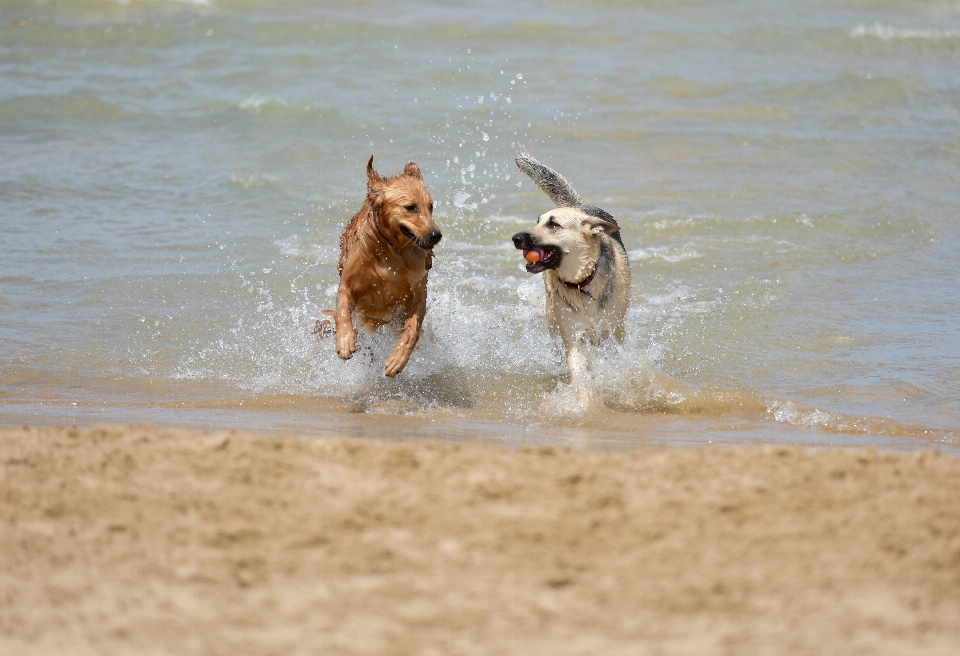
[384,294,425,377]
[335,287,358,360]
[565,340,591,383]
[565,337,601,408]
[383,314,419,377]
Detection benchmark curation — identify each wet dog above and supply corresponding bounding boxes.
[324,156,441,377]
[512,153,630,382]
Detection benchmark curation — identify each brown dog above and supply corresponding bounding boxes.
[329,156,441,377]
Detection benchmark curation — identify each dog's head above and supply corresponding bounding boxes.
[366,156,441,251]
[512,207,620,281]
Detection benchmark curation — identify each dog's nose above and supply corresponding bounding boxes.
[512,232,529,249]
[426,229,442,247]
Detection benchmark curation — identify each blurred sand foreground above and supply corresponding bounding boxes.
[2,424,959,655]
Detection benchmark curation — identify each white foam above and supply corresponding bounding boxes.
[850,23,960,40]
[118,0,213,6]
[229,171,281,189]
[628,243,703,262]
[238,95,312,113]
[515,276,545,306]
[274,234,334,264]
[768,400,857,432]
[532,342,674,418]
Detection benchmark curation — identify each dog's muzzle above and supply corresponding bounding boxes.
[512,232,559,273]
[512,232,532,250]
[401,226,442,250]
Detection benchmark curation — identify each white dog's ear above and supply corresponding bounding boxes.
[583,216,620,236]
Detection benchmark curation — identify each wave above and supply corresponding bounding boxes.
[0,94,129,123]
[547,347,958,447]
[115,0,213,6]
[237,95,314,114]
[228,170,283,190]
[850,23,960,41]
[628,243,704,263]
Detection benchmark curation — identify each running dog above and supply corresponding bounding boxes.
[324,156,441,377]
[512,152,630,381]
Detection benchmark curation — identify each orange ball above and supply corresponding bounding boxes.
[524,249,541,264]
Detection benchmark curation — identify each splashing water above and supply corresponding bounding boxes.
[1,1,958,451]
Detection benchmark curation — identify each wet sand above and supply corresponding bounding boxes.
[2,424,959,655]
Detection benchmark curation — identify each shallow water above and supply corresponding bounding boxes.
[2,0,959,451]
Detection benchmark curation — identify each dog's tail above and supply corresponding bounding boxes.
[312,310,336,340]
[515,152,583,208]
[515,152,626,250]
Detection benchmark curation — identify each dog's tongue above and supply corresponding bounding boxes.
[524,249,542,264]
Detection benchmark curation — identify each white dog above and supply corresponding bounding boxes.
[512,153,631,382]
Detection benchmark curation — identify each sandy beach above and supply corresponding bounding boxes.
[2,424,959,655]
[4,2,960,654]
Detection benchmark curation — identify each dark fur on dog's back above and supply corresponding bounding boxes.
[331,156,441,377]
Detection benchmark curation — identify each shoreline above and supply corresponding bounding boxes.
[2,423,959,655]
[3,395,957,455]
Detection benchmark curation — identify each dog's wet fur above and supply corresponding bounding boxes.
[322,156,441,377]
[513,153,630,382]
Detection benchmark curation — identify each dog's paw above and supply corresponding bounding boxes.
[383,348,410,378]
[336,329,357,360]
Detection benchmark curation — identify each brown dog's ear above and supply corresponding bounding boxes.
[583,215,621,236]
[367,155,383,190]
[403,162,423,180]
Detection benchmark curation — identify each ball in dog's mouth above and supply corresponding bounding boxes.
[523,247,557,273]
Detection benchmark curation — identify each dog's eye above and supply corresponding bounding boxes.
[428,202,434,213]
[546,217,560,229]
[405,204,417,212]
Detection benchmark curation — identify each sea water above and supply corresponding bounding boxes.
[1,0,959,451]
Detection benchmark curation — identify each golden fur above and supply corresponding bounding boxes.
[327,156,441,377]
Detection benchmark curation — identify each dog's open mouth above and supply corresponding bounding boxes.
[523,246,559,273]
[400,226,434,251]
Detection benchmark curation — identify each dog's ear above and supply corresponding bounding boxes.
[366,155,383,191]
[583,215,621,236]
[403,162,423,180]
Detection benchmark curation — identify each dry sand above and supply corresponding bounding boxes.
[2,424,959,655]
